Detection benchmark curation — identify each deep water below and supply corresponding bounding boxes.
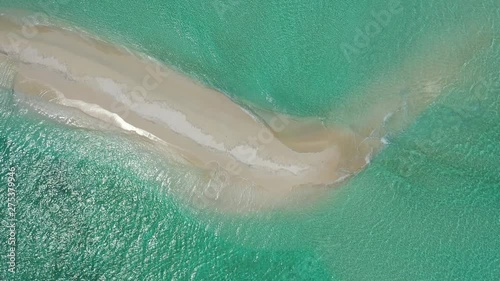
[0,1,499,280]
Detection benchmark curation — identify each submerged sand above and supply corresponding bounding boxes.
[0,12,492,211]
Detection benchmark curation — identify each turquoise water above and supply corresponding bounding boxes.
[0,1,499,280]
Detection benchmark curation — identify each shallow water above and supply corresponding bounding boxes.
[0,1,499,280]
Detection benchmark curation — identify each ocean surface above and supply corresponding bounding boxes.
[0,0,499,280]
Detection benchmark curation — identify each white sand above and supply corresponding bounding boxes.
[0,12,492,211]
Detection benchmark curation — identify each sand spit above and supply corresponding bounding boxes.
[0,12,492,211]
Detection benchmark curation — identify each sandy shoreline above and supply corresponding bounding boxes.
[0,12,368,210]
[0,11,492,211]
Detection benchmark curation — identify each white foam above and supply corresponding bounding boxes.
[92,77,128,103]
[51,91,162,142]
[364,149,372,165]
[138,102,227,151]
[383,112,394,123]
[230,145,307,174]
[265,94,275,103]
[240,106,260,122]
[333,173,351,184]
